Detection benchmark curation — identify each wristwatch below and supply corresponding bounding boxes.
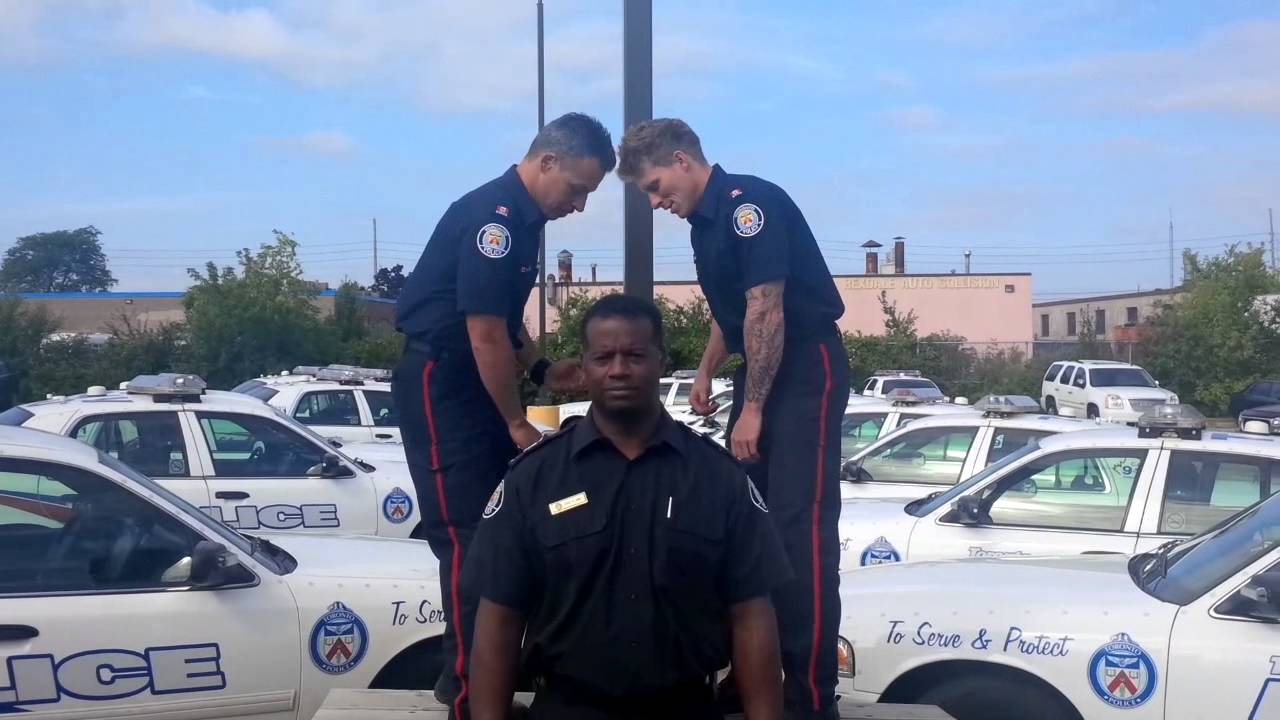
[529,357,552,387]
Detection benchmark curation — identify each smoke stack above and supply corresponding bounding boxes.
[964,250,972,274]
[861,240,882,274]
[893,236,905,274]
[556,249,573,284]
[590,263,597,282]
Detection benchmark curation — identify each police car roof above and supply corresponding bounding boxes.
[253,374,391,389]
[1033,424,1280,457]
[843,398,978,415]
[0,425,100,464]
[19,388,272,419]
[885,412,1096,433]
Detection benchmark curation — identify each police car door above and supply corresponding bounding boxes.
[911,447,1152,561]
[1160,506,1280,719]
[68,410,210,510]
[0,456,298,717]
[187,411,379,535]
[359,389,401,443]
[290,389,373,444]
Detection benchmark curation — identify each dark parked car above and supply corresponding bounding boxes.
[1228,379,1280,417]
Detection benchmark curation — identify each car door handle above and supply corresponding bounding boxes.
[374,433,393,439]
[0,625,38,641]
[215,491,250,500]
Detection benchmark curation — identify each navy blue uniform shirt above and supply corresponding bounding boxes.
[688,164,844,354]
[396,166,547,350]
[464,411,792,698]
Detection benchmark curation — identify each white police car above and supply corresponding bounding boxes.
[0,424,443,719]
[839,404,1280,572]
[837,388,979,460]
[859,369,943,399]
[233,365,400,445]
[836,480,1280,720]
[840,395,1094,502]
[556,372,732,429]
[0,374,423,538]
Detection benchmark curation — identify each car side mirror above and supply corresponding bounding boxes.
[944,495,983,525]
[841,460,869,483]
[308,453,353,479]
[1219,571,1280,623]
[189,540,252,588]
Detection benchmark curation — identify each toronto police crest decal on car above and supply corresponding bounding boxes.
[476,223,512,258]
[860,536,901,566]
[309,602,370,675]
[382,487,413,525]
[483,480,504,518]
[732,203,764,237]
[1087,633,1157,708]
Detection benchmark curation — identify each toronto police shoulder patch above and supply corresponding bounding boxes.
[732,203,764,237]
[483,480,505,519]
[476,223,512,258]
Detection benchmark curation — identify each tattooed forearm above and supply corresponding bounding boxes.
[744,281,785,405]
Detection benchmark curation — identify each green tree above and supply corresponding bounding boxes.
[183,231,335,388]
[372,264,407,300]
[0,226,117,292]
[1141,246,1280,414]
[331,281,368,345]
[0,298,60,402]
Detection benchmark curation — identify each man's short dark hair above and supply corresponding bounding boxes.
[616,118,708,181]
[579,293,665,351]
[527,112,617,174]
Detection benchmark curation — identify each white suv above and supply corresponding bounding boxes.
[1040,359,1177,422]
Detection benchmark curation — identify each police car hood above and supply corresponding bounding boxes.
[262,532,436,580]
[340,441,408,464]
[843,554,1169,613]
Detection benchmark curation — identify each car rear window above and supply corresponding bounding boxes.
[0,406,33,426]
[241,386,279,403]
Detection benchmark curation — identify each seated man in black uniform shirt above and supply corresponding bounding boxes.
[465,294,791,720]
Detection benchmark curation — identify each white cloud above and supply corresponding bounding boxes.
[880,105,943,131]
[999,19,1280,117]
[269,130,357,157]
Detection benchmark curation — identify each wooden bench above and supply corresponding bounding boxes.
[315,689,953,719]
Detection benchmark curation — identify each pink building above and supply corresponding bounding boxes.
[524,272,1033,346]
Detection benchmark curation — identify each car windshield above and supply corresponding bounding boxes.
[1135,493,1280,605]
[906,442,1039,517]
[97,451,256,556]
[1089,368,1157,388]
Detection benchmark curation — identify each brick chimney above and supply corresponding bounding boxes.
[556,250,573,284]
[893,237,905,274]
[862,240,883,274]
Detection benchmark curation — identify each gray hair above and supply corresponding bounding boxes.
[526,112,616,173]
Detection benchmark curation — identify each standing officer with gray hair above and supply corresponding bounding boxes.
[393,112,616,719]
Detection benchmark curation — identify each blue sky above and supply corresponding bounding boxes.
[1,0,1277,300]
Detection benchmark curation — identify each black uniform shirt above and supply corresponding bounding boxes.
[688,164,845,354]
[395,166,546,350]
[465,411,792,698]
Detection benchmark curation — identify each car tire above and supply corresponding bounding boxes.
[1044,397,1057,415]
[916,673,1080,720]
[1087,404,1100,420]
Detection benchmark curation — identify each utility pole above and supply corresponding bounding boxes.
[1168,208,1175,288]
[1270,208,1276,271]
[536,0,547,350]
[622,0,654,299]
[372,217,378,279]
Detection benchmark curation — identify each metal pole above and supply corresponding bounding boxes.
[536,0,547,350]
[622,0,654,299]
[1270,208,1276,271]
[372,218,378,279]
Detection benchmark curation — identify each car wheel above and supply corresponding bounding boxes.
[1087,404,1100,420]
[917,673,1080,720]
[1044,397,1057,415]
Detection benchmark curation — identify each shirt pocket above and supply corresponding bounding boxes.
[656,508,726,595]
[533,497,611,577]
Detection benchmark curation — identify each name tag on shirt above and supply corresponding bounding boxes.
[549,492,588,515]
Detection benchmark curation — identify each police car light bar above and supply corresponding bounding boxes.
[315,368,364,385]
[1137,403,1205,440]
[326,364,392,382]
[671,369,699,379]
[975,395,1042,416]
[292,366,324,377]
[875,369,922,377]
[126,373,207,398]
[886,387,944,405]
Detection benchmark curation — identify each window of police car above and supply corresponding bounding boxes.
[859,426,977,486]
[986,428,1050,466]
[1158,451,1280,535]
[292,389,361,427]
[841,413,887,458]
[198,413,327,478]
[975,449,1147,532]
[0,458,205,595]
[72,413,191,479]
[364,390,398,426]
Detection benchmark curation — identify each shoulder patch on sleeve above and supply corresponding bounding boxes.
[476,223,512,258]
[732,203,764,237]
[483,480,505,518]
[495,205,510,217]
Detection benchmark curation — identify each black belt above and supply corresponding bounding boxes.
[403,338,436,356]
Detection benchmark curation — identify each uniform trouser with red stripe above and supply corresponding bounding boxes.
[728,333,848,717]
[393,347,517,720]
